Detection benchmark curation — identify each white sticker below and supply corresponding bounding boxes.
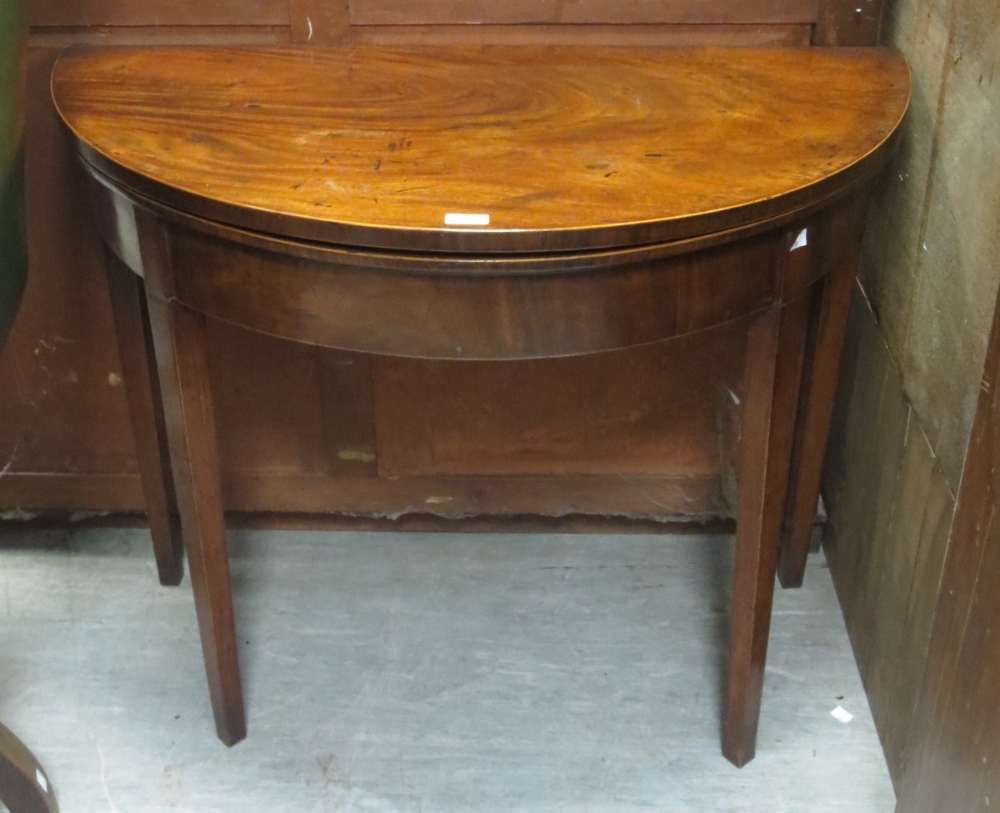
[36,768,49,793]
[444,213,490,226]
[831,706,854,724]
[791,228,809,251]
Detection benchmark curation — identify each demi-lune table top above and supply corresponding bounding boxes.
[51,46,909,253]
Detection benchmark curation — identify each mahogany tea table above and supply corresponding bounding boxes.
[50,45,909,766]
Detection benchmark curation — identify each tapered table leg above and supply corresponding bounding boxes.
[723,287,811,767]
[103,248,183,586]
[777,198,864,588]
[145,293,246,746]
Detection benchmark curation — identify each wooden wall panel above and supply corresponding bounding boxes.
[822,0,1000,797]
[815,0,884,45]
[205,320,331,477]
[0,48,138,479]
[291,0,813,44]
[317,349,378,477]
[374,324,746,478]
[28,28,292,48]
[289,0,349,42]
[28,0,289,28]
[0,470,727,520]
[839,335,909,681]
[349,0,818,26]
[855,0,950,356]
[221,472,728,519]
[894,242,1000,813]
[341,24,812,46]
[897,0,1000,490]
[861,421,952,786]
[824,288,956,790]
[0,474,143,514]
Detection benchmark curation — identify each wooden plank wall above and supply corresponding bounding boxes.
[894,259,1000,812]
[0,0,839,526]
[821,0,1000,802]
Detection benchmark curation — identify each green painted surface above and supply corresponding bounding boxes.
[0,0,27,346]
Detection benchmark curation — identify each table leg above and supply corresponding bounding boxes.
[723,291,811,767]
[103,248,183,586]
[777,199,863,588]
[145,293,246,746]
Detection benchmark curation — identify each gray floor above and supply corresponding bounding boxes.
[0,527,893,812]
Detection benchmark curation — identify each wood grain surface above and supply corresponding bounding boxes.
[28,0,289,28]
[51,46,909,253]
[895,244,1000,812]
[348,0,818,25]
[341,24,813,48]
[372,322,745,477]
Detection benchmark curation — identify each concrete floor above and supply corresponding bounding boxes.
[0,526,893,812]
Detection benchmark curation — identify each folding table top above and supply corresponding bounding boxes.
[52,46,909,253]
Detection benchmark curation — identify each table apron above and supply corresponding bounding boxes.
[88,177,835,360]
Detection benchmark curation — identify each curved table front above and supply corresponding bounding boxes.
[51,45,909,767]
